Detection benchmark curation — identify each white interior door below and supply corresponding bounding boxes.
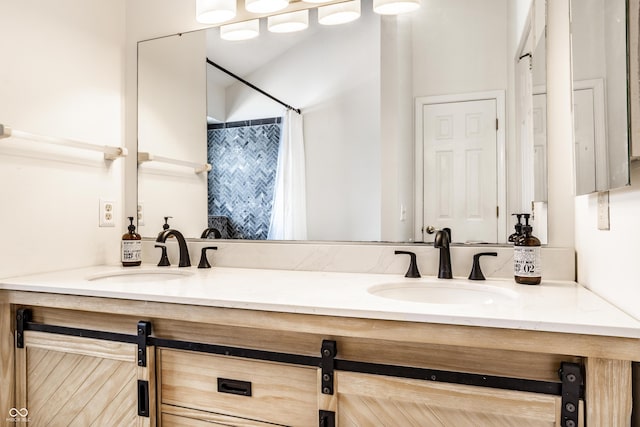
[573,80,607,194]
[422,99,498,243]
[573,88,597,195]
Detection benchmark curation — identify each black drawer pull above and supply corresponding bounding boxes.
[138,380,149,417]
[217,378,252,396]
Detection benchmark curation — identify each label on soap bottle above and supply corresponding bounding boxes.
[513,246,542,277]
[122,240,142,263]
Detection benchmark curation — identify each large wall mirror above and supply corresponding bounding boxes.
[570,0,632,195]
[138,0,549,244]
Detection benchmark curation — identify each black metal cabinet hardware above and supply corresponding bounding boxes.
[14,309,585,402]
[559,362,583,427]
[319,410,336,427]
[217,378,252,396]
[16,309,140,346]
[138,380,150,417]
[137,321,152,367]
[152,337,319,367]
[15,308,30,348]
[321,340,337,395]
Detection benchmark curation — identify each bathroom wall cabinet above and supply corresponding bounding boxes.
[1,291,636,426]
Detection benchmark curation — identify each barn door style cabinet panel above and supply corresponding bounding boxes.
[1,292,635,426]
[13,310,154,426]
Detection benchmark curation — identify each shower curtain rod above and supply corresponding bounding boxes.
[206,58,301,114]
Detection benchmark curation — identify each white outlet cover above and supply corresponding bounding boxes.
[99,199,115,227]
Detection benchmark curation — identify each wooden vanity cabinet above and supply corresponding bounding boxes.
[1,293,635,426]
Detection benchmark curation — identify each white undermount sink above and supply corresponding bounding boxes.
[368,280,518,305]
[86,269,194,283]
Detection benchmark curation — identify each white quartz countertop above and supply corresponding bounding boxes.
[2,265,640,339]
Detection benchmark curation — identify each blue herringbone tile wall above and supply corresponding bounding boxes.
[207,120,282,240]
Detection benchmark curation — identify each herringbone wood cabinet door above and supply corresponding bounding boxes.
[336,371,582,427]
[15,330,152,427]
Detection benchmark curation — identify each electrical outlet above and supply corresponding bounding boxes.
[137,203,145,226]
[99,199,115,227]
[597,191,610,230]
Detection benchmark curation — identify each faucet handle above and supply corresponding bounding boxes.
[394,250,421,278]
[468,252,498,280]
[198,246,218,269]
[154,245,171,267]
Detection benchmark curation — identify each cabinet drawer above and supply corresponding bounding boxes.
[159,349,318,426]
[162,406,279,426]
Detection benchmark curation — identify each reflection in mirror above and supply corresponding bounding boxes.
[137,0,549,243]
[532,25,548,203]
[514,0,548,243]
[571,0,631,195]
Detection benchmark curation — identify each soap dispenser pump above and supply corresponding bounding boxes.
[122,216,142,267]
[513,214,541,285]
[508,213,524,243]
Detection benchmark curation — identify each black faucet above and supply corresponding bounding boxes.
[156,229,191,267]
[198,246,218,268]
[394,250,421,278]
[200,227,222,239]
[468,252,498,280]
[434,228,452,279]
[154,244,171,267]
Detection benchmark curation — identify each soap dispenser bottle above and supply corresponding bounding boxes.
[513,214,541,285]
[122,216,142,267]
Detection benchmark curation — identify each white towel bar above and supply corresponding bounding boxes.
[0,124,127,160]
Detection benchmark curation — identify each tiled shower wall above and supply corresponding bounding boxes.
[207,119,281,239]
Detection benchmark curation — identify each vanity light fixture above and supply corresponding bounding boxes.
[220,19,260,40]
[268,10,309,33]
[196,0,236,24]
[245,0,289,14]
[373,0,420,15]
[318,0,361,25]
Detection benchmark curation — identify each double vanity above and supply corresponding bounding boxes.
[1,261,639,426]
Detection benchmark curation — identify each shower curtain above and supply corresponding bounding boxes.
[268,109,307,240]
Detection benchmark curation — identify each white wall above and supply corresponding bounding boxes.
[546,0,575,248]
[125,0,213,241]
[411,0,508,97]
[137,31,209,237]
[576,165,640,318]
[572,0,640,320]
[380,15,414,242]
[0,0,126,277]
[223,10,382,241]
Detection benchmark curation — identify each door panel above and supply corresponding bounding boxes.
[336,371,575,427]
[15,330,150,427]
[423,99,498,243]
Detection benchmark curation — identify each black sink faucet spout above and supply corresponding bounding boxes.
[200,227,222,239]
[156,229,191,267]
[434,228,452,279]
